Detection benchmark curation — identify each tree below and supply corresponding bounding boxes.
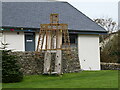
[1,41,23,83]
[118,30,120,63]
[94,18,117,33]
[94,18,119,63]
[2,50,23,83]
[94,18,117,47]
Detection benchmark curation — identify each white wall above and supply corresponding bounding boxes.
[0,32,3,47]
[35,32,46,50]
[0,31,46,51]
[78,35,100,70]
[0,31,25,51]
[35,32,39,50]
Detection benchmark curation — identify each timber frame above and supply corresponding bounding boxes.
[36,14,71,55]
[36,13,71,75]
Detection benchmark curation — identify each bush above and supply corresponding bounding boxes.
[2,50,23,83]
[118,30,120,63]
[100,32,119,63]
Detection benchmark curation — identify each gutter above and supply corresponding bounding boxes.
[1,27,108,35]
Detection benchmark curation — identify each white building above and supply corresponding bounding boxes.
[0,2,107,70]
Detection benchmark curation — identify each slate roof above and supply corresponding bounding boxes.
[2,2,107,33]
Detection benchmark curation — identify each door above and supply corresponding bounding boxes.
[25,32,35,51]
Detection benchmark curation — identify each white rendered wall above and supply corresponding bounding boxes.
[0,31,25,51]
[0,32,2,47]
[78,35,100,70]
[35,32,46,50]
[35,32,39,50]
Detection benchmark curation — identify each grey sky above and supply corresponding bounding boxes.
[68,1,118,22]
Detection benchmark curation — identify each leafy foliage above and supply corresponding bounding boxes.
[100,32,119,63]
[2,50,23,83]
[118,30,120,63]
[94,18,119,63]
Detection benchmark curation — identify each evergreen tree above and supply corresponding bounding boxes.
[2,50,23,83]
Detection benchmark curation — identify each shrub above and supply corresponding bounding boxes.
[100,32,119,63]
[2,50,23,83]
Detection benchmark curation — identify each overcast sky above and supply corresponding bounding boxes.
[1,0,119,23]
[61,0,119,23]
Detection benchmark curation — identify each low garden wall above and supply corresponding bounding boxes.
[8,48,120,75]
[10,48,81,75]
[101,62,120,70]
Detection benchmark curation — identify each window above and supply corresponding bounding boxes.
[69,34,77,44]
[62,34,78,44]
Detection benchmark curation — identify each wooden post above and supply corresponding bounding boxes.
[43,31,52,74]
[55,30,62,74]
[55,50,62,74]
[44,51,51,74]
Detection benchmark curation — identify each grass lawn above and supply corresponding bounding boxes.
[2,70,118,88]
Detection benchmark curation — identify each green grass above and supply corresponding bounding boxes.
[2,70,118,88]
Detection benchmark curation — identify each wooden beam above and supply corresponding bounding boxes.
[55,50,62,74]
[55,30,62,74]
[44,51,51,74]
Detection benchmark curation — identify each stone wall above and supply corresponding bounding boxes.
[101,62,120,70]
[10,48,81,75]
